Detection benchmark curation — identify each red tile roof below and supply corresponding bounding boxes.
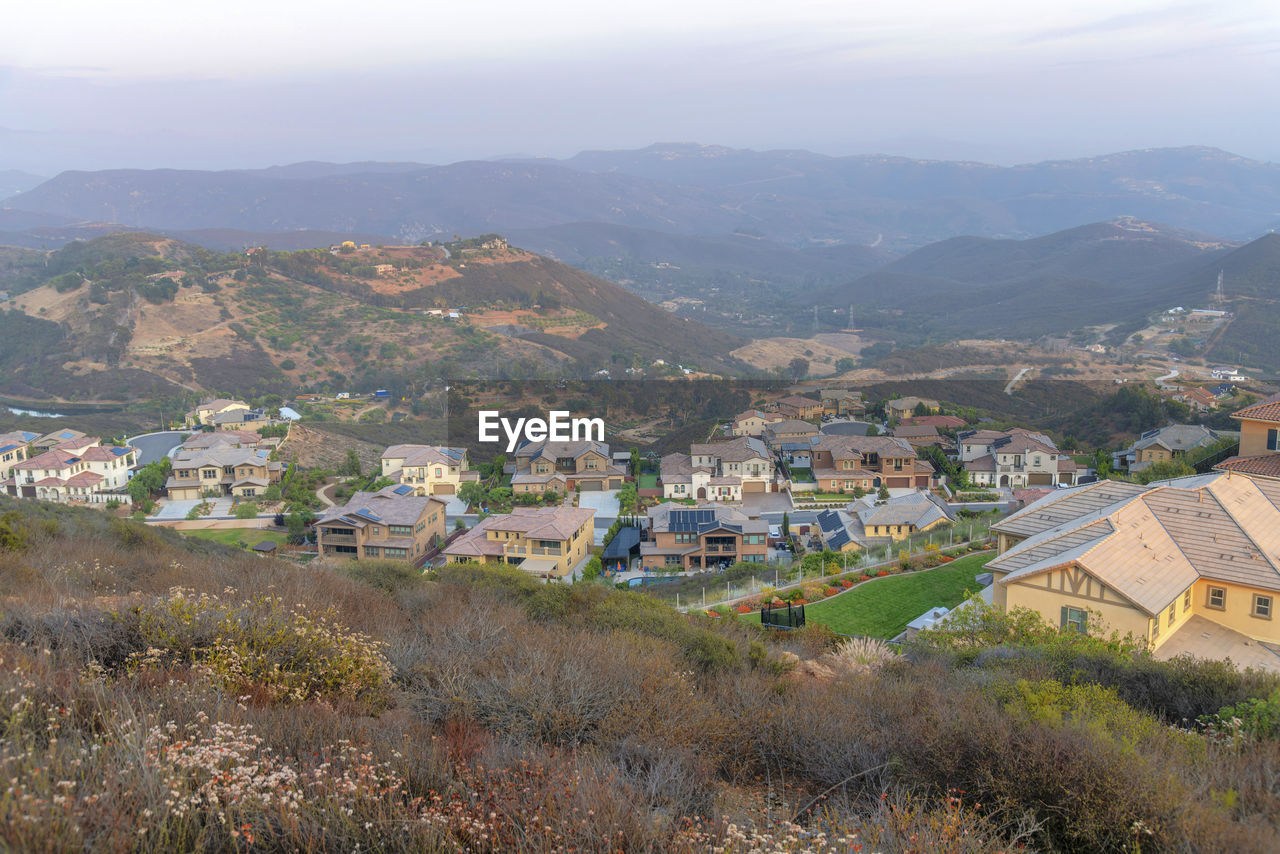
[1232,394,1280,424]
[1215,454,1280,479]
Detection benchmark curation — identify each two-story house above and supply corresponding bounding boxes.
[809,434,930,491]
[510,440,625,493]
[847,490,956,541]
[316,484,446,561]
[380,444,477,495]
[1112,425,1234,474]
[166,448,283,500]
[771,395,824,420]
[32,428,88,452]
[211,408,274,432]
[730,409,785,437]
[764,420,820,449]
[986,475,1280,672]
[6,438,137,503]
[444,505,595,578]
[1214,393,1280,480]
[821,389,865,418]
[960,428,1080,488]
[886,396,940,418]
[179,430,268,452]
[640,504,769,571]
[667,437,775,500]
[184,398,250,428]
[0,430,36,480]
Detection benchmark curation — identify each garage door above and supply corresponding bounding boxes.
[432,483,456,495]
[1028,473,1054,486]
[578,480,602,491]
[743,480,766,493]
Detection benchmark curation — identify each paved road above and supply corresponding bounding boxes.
[127,431,185,466]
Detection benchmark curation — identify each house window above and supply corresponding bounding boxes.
[1269,429,1279,452]
[1151,617,1159,640]
[1183,590,1191,612]
[1253,595,1273,620]
[1061,606,1088,634]
[1206,586,1226,610]
[389,525,413,536]
[1167,606,1176,627]
[364,546,380,558]
[383,548,408,559]
[665,555,680,566]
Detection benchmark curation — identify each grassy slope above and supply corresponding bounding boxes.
[801,553,993,638]
[182,528,288,548]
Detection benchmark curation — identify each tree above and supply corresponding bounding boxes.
[581,555,603,581]
[234,500,259,519]
[878,485,891,501]
[340,449,362,478]
[629,447,641,477]
[781,512,790,539]
[458,480,487,510]
[913,401,930,416]
[835,357,856,373]
[865,424,880,436]
[788,357,810,382]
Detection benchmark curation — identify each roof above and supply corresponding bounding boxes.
[898,415,967,429]
[992,480,1150,540]
[1216,454,1280,479]
[689,437,769,463]
[180,430,262,450]
[990,474,1280,616]
[384,444,467,467]
[648,503,767,535]
[602,527,642,559]
[776,395,820,409]
[765,419,819,434]
[444,506,596,557]
[514,439,610,462]
[849,491,956,530]
[812,433,917,460]
[1232,394,1280,425]
[251,541,278,553]
[319,485,445,528]
[1130,425,1227,454]
[887,396,938,411]
[891,425,940,440]
[172,447,272,470]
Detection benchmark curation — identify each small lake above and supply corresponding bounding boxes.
[4,405,67,418]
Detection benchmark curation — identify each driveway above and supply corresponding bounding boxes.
[740,491,794,515]
[147,497,236,521]
[578,489,620,520]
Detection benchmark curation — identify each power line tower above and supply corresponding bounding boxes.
[1215,270,1225,306]
[813,304,819,334]
[847,303,854,331]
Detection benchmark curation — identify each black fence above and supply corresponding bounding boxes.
[761,602,806,629]
[1193,442,1240,474]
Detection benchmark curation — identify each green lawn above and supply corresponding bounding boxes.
[799,553,993,638]
[184,528,289,549]
[638,474,659,489]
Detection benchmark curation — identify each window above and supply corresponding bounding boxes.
[1167,605,1176,627]
[665,555,681,566]
[1206,586,1226,610]
[1061,606,1087,634]
[383,548,408,559]
[1183,590,1191,612]
[1253,595,1273,620]
[1269,429,1279,452]
[1151,617,1159,640]
[389,525,413,536]
[363,546,380,558]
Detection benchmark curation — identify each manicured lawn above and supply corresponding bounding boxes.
[789,468,816,483]
[808,492,859,502]
[800,553,993,638]
[184,528,289,549]
[638,474,659,489]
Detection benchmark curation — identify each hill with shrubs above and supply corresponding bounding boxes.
[1,496,1278,851]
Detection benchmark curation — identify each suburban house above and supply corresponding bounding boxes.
[5,438,137,503]
[1211,367,1248,382]
[763,419,820,447]
[32,428,88,452]
[1213,394,1280,480]
[640,504,769,570]
[821,389,866,418]
[1211,383,1237,398]
[809,434,932,491]
[986,475,1280,672]
[889,424,943,448]
[511,440,626,493]
[898,414,967,431]
[814,508,866,553]
[662,437,775,501]
[887,396,940,417]
[730,409,785,437]
[380,444,476,495]
[0,430,36,480]
[211,408,274,432]
[772,395,824,420]
[847,491,956,541]
[443,506,595,578]
[179,430,268,452]
[1172,387,1220,413]
[316,484,446,562]
[166,448,282,500]
[1112,425,1234,473]
[185,398,250,428]
[959,428,1081,488]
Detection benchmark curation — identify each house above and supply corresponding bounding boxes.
[184,398,250,428]
[959,428,1081,488]
[1112,425,1234,473]
[1172,387,1219,413]
[380,444,476,496]
[211,408,274,432]
[661,437,775,501]
[809,434,931,491]
[444,506,595,578]
[1211,383,1237,399]
[897,414,967,431]
[0,430,37,480]
[316,484,446,562]
[730,409,785,438]
[986,475,1280,672]
[640,504,769,571]
[179,430,265,452]
[821,389,866,418]
[5,438,137,503]
[848,491,955,541]
[32,428,88,452]
[763,419,820,447]
[511,440,626,493]
[1212,394,1280,480]
[813,508,866,553]
[166,447,282,500]
[1212,367,1249,382]
[889,424,942,448]
[772,395,823,420]
[887,396,940,417]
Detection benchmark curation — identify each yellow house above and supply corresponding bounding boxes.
[380,444,476,495]
[444,506,596,579]
[988,476,1280,671]
[731,409,785,438]
[1232,394,1280,458]
[184,398,250,428]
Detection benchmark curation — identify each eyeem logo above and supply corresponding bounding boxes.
[478,410,605,453]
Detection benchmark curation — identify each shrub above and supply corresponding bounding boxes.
[831,637,901,674]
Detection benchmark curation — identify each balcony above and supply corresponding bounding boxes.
[506,545,563,557]
[320,531,357,544]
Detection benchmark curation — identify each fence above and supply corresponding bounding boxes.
[761,602,805,629]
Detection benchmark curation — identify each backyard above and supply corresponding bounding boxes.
[798,553,993,638]
[638,474,659,489]
[182,528,290,550]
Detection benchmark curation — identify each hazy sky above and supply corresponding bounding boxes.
[2,0,1278,173]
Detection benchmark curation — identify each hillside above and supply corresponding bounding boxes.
[0,233,741,401]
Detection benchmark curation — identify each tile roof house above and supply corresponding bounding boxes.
[211,408,274,431]
[380,444,477,496]
[809,434,929,491]
[988,475,1280,672]
[179,430,265,451]
[771,395,823,420]
[32,428,88,452]
[887,396,940,416]
[889,424,942,447]
[821,389,866,417]
[1211,394,1280,481]
[166,448,282,500]
[663,437,775,501]
[444,506,595,578]
[959,428,1082,488]
[730,409,785,437]
[5,438,136,504]
[184,398,250,428]
[1113,425,1234,473]
[763,419,820,447]
[317,485,446,562]
[897,414,968,430]
[511,439,625,493]
[1172,387,1220,413]
[847,491,956,542]
[0,430,37,480]
[641,504,768,571]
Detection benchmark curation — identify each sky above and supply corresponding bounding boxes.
[2,0,1278,174]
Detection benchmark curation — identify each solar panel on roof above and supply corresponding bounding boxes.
[358,508,381,521]
[393,484,413,495]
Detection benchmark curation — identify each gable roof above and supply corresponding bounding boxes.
[1232,394,1280,425]
[1215,454,1280,480]
[1130,425,1227,454]
[318,484,445,528]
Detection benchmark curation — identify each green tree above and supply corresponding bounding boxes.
[629,446,641,477]
[878,485,891,501]
[340,449,362,478]
[835,357,856,373]
[788,357,810,382]
[781,512,790,539]
[458,480,487,510]
[234,500,259,519]
[581,555,603,581]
